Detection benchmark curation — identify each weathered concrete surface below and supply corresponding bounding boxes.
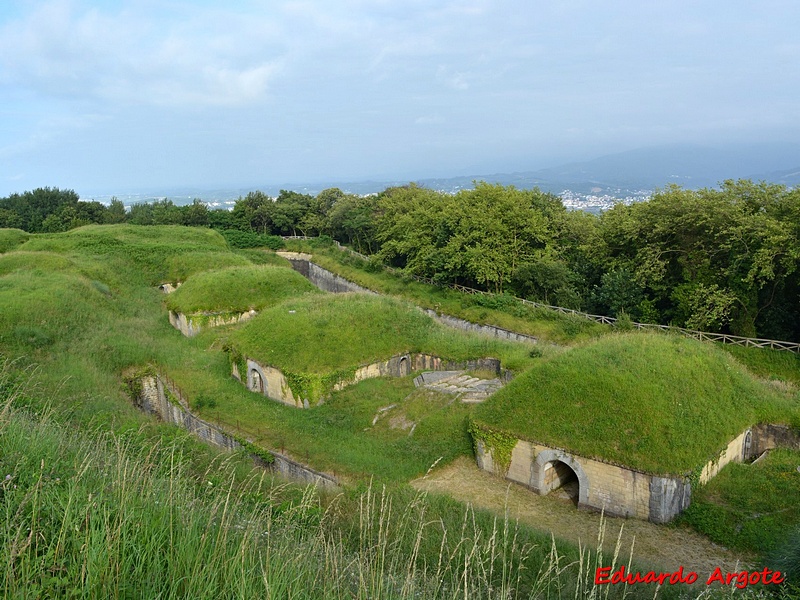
[413,371,504,402]
[169,310,257,338]
[235,353,506,408]
[134,374,337,488]
[475,423,799,523]
[422,309,538,344]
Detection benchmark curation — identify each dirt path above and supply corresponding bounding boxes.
[411,457,754,576]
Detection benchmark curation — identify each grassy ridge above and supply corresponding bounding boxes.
[283,241,609,344]
[18,224,241,285]
[166,264,320,314]
[226,293,537,374]
[0,228,29,253]
[474,333,800,474]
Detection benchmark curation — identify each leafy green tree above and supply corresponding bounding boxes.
[181,199,209,227]
[105,197,127,224]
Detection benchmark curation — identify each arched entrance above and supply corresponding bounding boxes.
[542,460,580,504]
[399,356,410,377]
[250,369,264,394]
[532,449,589,508]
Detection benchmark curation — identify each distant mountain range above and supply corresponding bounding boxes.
[83,142,800,205]
[415,142,800,196]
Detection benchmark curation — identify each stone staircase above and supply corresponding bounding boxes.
[413,370,504,403]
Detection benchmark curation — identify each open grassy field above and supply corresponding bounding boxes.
[473,333,800,474]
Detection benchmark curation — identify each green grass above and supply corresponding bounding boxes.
[0,228,30,253]
[681,449,800,554]
[18,224,240,285]
[0,365,697,600]
[0,223,796,589]
[283,241,609,345]
[720,344,800,386]
[226,293,537,374]
[166,264,320,314]
[473,332,800,474]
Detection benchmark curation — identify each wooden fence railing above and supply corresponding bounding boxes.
[280,236,800,353]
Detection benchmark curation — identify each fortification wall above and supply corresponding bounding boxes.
[477,438,685,522]
[475,422,800,523]
[134,374,337,488]
[750,423,800,456]
[237,353,504,407]
[169,310,257,338]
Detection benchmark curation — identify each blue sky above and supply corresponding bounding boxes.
[1,0,799,196]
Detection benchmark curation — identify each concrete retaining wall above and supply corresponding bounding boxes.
[169,310,257,338]
[475,423,799,523]
[134,374,338,488]
[235,353,504,407]
[422,309,538,344]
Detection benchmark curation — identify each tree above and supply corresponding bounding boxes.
[105,197,127,224]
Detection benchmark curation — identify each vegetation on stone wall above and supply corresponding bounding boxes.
[473,333,800,474]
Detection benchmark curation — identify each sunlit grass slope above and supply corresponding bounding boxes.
[225,293,536,374]
[0,228,29,252]
[18,224,245,285]
[166,264,320,314]
[474,333,800,474]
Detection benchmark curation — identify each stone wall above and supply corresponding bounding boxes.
[236,353,504,407]
[475,423,800,523]
[478,438,683,521]
[169,310,257,338]
[749,423,800,456]
[698,428,750,485]
[421,310,538,344]
[134,374,338,488]
[233,359,302,408]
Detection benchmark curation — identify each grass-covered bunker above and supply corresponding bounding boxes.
[166,265,320,336]
[471,333,800,522]
[224,293,512,408]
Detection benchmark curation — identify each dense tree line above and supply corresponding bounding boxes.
[3,181,800,340]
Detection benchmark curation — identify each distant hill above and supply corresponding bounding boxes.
[80,142,800,204]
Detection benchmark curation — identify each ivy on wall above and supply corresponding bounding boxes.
[468,419,518,475]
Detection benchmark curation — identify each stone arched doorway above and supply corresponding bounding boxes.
[250,369,264,394]
[531,449,589,508]
[399,356,410,377]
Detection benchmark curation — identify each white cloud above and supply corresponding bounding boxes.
[0,1,285,107]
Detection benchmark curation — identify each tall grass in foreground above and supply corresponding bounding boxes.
[0,366,774,599]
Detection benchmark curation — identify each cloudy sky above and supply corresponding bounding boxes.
[1,0,799,196]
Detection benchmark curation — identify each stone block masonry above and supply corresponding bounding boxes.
[133,373,338,489]
[169,309,257,337]
[474,423,798,523]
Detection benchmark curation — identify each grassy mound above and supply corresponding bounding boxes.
[166,265,320,314]
[0,228,29,253]
[473,333,800,474]
[0,250,76,276]
[226,293,532,375]
[0,269,113,352]
[18,224,241,285]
